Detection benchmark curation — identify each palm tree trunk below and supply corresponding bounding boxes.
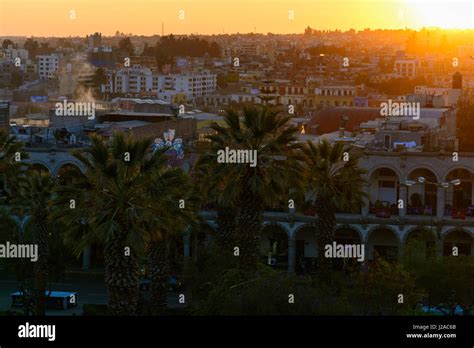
[216,206,238,251]
[236,191,263,273]
[148,239,169,315]
[315,198,336,282]
[104,231,139,315]
[31,220,48,316]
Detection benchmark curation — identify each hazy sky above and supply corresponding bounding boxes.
[1,0,473,36]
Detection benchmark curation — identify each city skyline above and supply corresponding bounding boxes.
[1,0,473,37]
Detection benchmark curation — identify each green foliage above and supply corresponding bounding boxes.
[350,258,424,315]
[92,68,108,88]
[302,139,367,214]
[118,37,135,56]
[52,133,195,256]
[51,133,197,314]
[10,70,23,89]
[192,266,352,315]
[2,39,15,49]
[23,38,39,58]
[414,256,474,312]
[0,208,23,272]
[0,130,29,200]
[143,35,221,67]
[183,244,239,300]
[196,106,304,271]
[197,106,303,209]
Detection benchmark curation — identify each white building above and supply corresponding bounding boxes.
[3,46,29,61]
[394,59,420,79]
[157,71,217,103]
[101,68,217,102]
[37,54,59,79]
[101,66,158,94]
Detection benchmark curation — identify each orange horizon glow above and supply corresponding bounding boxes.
[0,0,473,37]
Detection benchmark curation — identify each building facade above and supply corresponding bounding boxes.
[37,54,59,79]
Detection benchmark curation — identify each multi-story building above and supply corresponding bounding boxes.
[279,85,313,107]
[0,60,17,85]
[410,86,462,108]
[101,66,157,95]
[87,32,102,51]
[37,54,59,79]
[157,71,217,103]
[3,45,29,61]
[394,59,420,79]
[313,85,360,108]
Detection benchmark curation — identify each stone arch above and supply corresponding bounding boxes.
[442,166,474,182]
[367,166,402,214]
[335,224,363,243]
[403,226,437,258]
[443,168,474,215]
[54,161,85,177]
[333,225,364,270]
[367,225,401,260]
[442,228,472,256]
[55,162,84,184]
[367,164,403,182]
[406,167,439,215]
[366,225,401,244]
[406,165,441,183]
[28,161,51,174]
[402,226,437,245]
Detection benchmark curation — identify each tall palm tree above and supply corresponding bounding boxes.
[53,133,196,315]
[14,171,55,315]
[145,167,198,315]
[301,139,367,281]
[196,106,303,272]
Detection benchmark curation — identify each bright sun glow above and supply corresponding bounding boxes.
[1,0,474,36]
[406,0,474,29]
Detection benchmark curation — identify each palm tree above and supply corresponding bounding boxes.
[0,208,35,315]
[0,130,28,199]
[301,139,367,281]
[196,106,303,272]
[145,167,198,315]
[215,206,238,251]
[14,171,55,315]
[53,133,196,315]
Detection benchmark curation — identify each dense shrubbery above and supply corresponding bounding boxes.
[186,243,461,316]
[349,259,424,315]
[191,266,352,315]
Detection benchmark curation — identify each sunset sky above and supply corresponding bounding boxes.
[1,0,473,36]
